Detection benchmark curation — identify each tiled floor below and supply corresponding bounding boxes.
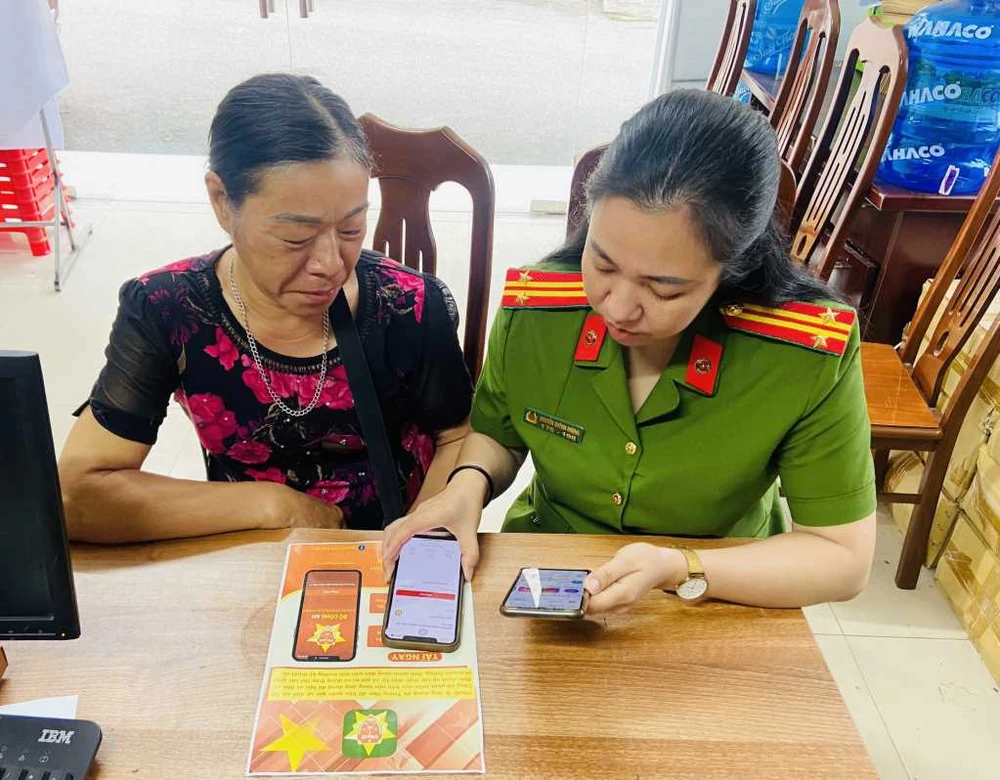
[3,153,1000,778]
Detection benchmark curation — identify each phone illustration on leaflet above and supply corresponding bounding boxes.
[293,569,362,662]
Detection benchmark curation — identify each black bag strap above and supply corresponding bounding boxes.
[329,291,404,528]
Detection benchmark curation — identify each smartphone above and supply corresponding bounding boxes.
[382,534,464,652]
[293,569,362,662]
[500,568,590,619]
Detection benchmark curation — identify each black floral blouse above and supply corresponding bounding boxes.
[82,247,473,529]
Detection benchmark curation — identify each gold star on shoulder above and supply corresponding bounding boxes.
[819,307,839,325]
[812,334,829,350]
[518,270,533,284]
[515,291,530,305]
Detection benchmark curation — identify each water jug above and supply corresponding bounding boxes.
[878,0,1000,195]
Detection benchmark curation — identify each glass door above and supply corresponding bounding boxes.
[56,0,292,154]
[285,0,664,165]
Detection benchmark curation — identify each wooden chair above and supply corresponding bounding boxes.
[866,143,1000,589]
[360,114,495,380]
[776,159,798,233]
[707,0,758,98]
[566,148,797,238]
[769,0,840,174]
[788,18,907,281]
[566,144,608,239]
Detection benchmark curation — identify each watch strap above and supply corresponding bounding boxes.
[679,547,705,578]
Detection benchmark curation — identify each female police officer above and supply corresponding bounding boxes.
[384,89,876,612]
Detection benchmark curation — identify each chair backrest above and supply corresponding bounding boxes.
[770,0,840,174]
[566,143,609,239]
[789,17,907,279]
[777,159,797,232]
[360,114,495,380]
[706,0,757,97]
[897,144,1000,415]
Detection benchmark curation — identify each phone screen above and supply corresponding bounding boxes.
[293,569,362,662]
[503,568,589,613]
[384,535,462,646]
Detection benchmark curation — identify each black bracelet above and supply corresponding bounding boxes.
[447,464,495,507]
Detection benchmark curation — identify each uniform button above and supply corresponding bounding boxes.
[531,516,540,526]
[625,442,637,456]
[611,492,623,507]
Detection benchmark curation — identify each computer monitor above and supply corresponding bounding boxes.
[0,351,80,642]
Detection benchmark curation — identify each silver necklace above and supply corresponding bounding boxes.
[228,254,330,418]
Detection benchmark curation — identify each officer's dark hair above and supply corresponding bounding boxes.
[209,73,371,208]
[548,88,833,305]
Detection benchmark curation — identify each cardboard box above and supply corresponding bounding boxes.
[879,0,933,26]
[936,515,1000,686]
[960,446,1000,560]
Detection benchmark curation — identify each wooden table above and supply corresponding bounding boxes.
[742,66,987,345]
[740,69,780,114]
[0,530,876,779]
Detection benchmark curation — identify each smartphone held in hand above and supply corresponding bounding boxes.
[500,567,590,619]
[382,533,464,652]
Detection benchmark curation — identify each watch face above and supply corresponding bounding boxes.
[676,576,708,601]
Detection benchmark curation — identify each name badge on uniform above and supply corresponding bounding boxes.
[523,407,585,444]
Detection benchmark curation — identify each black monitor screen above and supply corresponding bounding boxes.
[0,352,80,639]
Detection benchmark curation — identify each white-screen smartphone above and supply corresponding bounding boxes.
[500,567,590,619]
[382,534,464,652]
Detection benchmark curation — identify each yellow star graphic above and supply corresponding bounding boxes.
[818,307,839,325]
[261,714,331,772]
[812,334,829,350]
[307,623,345,652]
[518,270,533,284]
[343,711,397,757]
[515,291,530,304]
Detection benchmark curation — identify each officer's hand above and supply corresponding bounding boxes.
[382,477,484,583]
[584,543,684,614]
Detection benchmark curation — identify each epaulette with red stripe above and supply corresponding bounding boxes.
[720,301,856,356]
[501,268,589,309]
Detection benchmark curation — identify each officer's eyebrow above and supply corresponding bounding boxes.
[590,240,692,286]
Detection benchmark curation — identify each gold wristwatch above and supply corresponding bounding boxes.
[673,548,709,602]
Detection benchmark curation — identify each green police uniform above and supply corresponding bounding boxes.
[471,266,876,538]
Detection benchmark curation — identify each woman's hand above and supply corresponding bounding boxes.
[381,470,487,581]
[260,482,345,530]
[584,543,684,614]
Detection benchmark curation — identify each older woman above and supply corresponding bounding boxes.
[59,74,473,541]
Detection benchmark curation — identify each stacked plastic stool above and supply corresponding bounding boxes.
[0,147,74,257]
